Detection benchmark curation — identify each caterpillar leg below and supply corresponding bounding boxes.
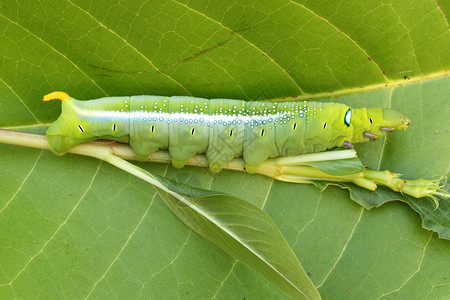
[245,163,262,174]
[129,140,161,162]
[363,132,377,141]
[208,161,227,173]
[342,141,354,148]
[172,158,188,169]
[206,147,240,173]
[168,146,198,169]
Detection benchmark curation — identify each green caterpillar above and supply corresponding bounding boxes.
[44,91,410,173]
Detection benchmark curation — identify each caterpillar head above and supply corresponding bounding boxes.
[349,108,410,145]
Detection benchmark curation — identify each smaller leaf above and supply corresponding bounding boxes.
[309,157,363,175]
[105,155,321,300]
[312,181,450,239]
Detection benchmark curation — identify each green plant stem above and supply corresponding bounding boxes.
[256,160,377,191]
[362,170,445,207]
[269,150,357,165]
[0,129,447,204]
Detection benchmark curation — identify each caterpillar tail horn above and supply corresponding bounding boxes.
[43,91,84,155]
[43,91,71,102]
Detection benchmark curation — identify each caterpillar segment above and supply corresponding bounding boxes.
[44,92,410,173]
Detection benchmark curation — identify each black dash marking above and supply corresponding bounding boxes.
[293,122,297,130]
[191,128,195,135]
[260,129,265,136]
[369,118,373,124]
[229,129,233,137]
[151,125,155,133]
[112,123,117,131]
[77,124,84,132]
[323,122,327,129]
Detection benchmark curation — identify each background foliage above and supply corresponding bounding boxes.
[0,0,449,298]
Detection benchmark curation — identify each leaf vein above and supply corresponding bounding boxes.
[375,232,433,299]
[7,161,102,287]
[65,0,192,96]
[0,13,108,97]
[434,0,450,31]
[212,260,238,299]
[317,206,364,288]
[288,0,388,81]
[170,0,306,94]
[376,88,393,170]
[0,77,41,124]
[0,150,43,215]
[87,165,170,297]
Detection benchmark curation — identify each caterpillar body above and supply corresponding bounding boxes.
[44,91,410,173]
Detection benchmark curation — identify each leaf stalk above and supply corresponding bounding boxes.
[0,129,447,206]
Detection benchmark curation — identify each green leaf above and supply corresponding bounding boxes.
[104,154,320,299]
[157,190,319,300]
[0,0,449,299]
[309,157,363,175]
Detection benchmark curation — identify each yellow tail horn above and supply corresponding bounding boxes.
[43,91,70,102]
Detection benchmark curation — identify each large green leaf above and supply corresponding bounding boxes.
[0,0,449,299]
